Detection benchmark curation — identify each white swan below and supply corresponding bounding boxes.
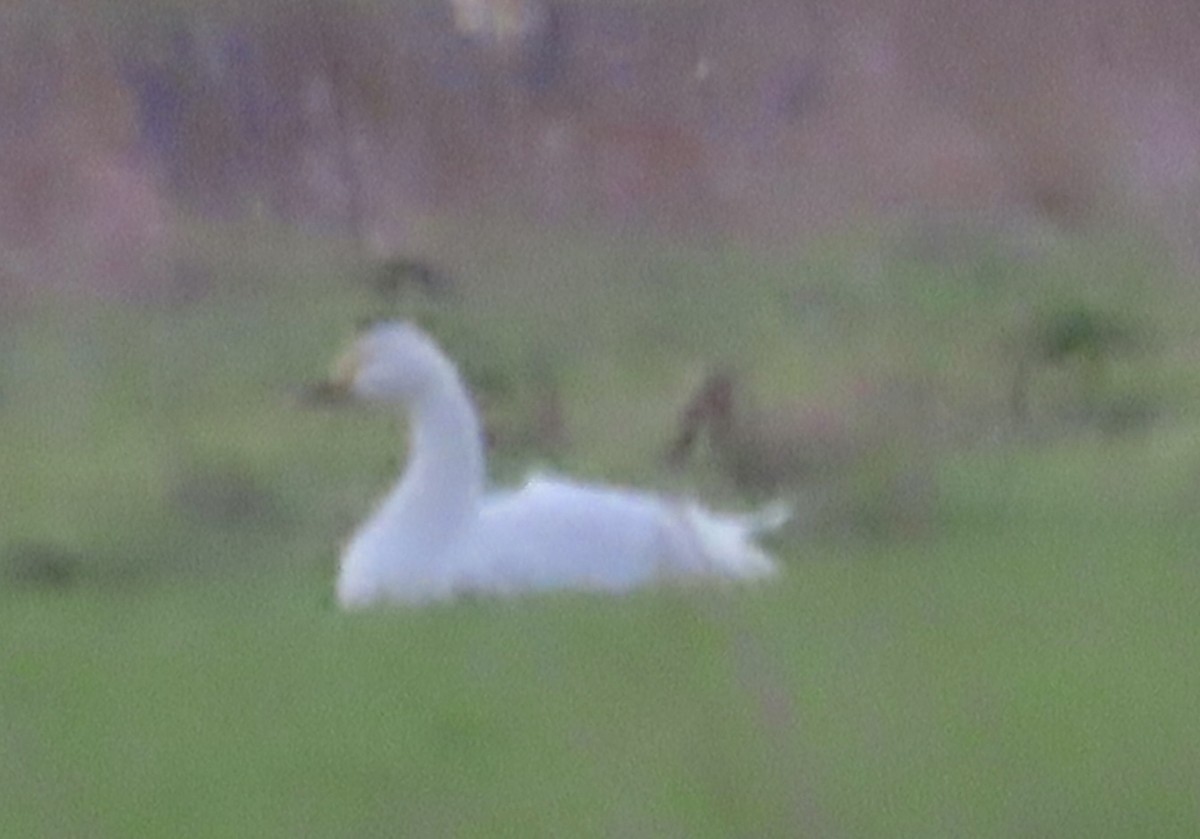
[316,321,788,608]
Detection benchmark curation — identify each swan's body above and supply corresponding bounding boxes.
[320,322,786,608]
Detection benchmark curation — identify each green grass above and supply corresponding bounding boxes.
[3,216,1199,837]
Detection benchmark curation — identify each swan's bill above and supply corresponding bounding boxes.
[302,345,361,405]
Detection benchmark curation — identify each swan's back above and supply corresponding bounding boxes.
[453,476,782,597]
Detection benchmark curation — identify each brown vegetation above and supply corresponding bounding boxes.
[4,1,1200,297]
[666,369,859,491]
[666,368,937,537]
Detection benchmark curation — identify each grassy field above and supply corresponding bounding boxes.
[3,216,1199,837]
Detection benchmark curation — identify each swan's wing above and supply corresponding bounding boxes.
[453,477,782,596]
[459,478,675,594]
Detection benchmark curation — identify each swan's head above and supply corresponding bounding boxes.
[315,321,455,405]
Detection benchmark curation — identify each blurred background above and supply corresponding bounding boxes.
[6,0,1200,277]
[3,0,1200,836]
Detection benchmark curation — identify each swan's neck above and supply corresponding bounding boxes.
[340,368,486,599]
[395,376,486,539]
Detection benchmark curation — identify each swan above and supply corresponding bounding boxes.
[313,321,788,608]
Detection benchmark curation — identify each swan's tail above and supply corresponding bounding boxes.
[678,499,791,580]
[721,499,793,535]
